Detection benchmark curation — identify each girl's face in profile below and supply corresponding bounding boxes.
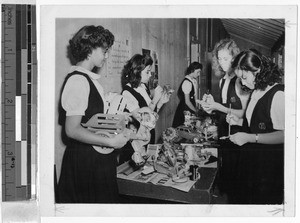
[190,69,201,79]
[240,69,256,90]
[90,47,110,68]
[141,65,152,84]
[217,49,233,73]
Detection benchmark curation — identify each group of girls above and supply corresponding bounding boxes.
[201,39,284,204]
[57,24,284,205]
[57,25,169,203]
[172,38,284,204]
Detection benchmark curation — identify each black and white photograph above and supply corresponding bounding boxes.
[3,1,295,222]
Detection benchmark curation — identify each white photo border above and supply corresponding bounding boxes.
[39,4,297,218]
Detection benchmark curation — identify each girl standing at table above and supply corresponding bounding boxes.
[172,62,202,128]
[119,54,169,164]
[57,25,129,203]
[201,39,249,203]
[228,49,284,204]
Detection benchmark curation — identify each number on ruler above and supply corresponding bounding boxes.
[10,157,15,169]
[6,98,13,104]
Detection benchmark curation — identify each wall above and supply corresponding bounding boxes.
[208,19,229,102]
[196,19,210,98]
[188,19,229,102]
[55,18,187,179]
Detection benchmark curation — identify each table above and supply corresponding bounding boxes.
[117,167,218,204]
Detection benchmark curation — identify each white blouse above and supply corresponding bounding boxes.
[61,66,108,116]
[182,75,197,97]
[122,83,151,112]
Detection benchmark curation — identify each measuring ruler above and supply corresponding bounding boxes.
[1,4,37,201]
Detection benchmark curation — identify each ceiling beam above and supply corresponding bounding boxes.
[234,19,283,35]
[229,33,271,50]
[222,20,282,40]
[222,20,279,41]
[222,23,279,48]
[250,19,284,32]
[254,19,285,32]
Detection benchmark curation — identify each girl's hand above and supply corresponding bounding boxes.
[201,101,213,114]
[229,132,251,146]
[196,99,202,105]
[108,133,129,149]
[153,85,163,102]
[203,94,215,103]
[123,112,133,122]
[202,101,219,112]
[226,113,240,126]
[157,92,170,106]
[131,108,143,121]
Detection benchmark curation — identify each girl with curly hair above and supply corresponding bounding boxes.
[202,38,249,129]
[118,54,169,164]
[227,49,284,204]
[57,25,129,203]
[172,61,202,128]
[201,39,250,203]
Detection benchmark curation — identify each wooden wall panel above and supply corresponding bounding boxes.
[197,19,208,98]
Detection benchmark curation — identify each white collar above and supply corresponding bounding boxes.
[127,83,146,91]
[222,72,235,80]
[69,66,101,80]
[185,75,196,83]
[251,84,278,100]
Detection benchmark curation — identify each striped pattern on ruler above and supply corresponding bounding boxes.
[1,4,37,201]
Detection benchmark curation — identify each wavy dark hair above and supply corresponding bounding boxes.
[185,62,203,76]
[232,49,283,90]
[121,54,153,88]
[68,25,115,64]
[212,38,240,77]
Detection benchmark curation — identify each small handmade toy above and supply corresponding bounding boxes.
[81,95,157,155]
[162,84,174,97]
[130,107,159,166]
[200,117,218,140]
[162,127,179,143]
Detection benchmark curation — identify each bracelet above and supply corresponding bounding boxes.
[255,134,259,143]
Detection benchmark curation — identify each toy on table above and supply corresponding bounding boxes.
[199,117,218,141]
[176,125,203,143]
[153,128,193,181]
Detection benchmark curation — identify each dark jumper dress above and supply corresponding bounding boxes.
[217,76,244,203]
[236,84,284,204]
[172,78,196,128]
[57,71,119,203]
